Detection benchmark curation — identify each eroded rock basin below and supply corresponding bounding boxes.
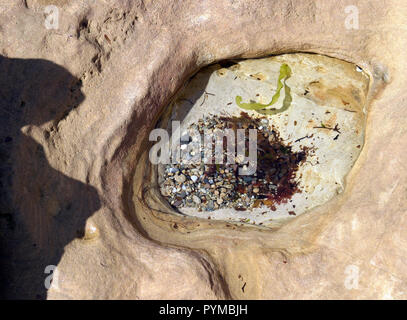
[152,53,369,227]
[4,0,407,301]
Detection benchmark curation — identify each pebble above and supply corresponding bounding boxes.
[191,175,198,183]
[192,195,201,204]
[173,200,183,207]
[161,187,169,197]
[175,174,186,184]
[243,176,252,183]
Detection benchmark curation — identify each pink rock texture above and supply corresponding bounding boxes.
[0,0,406,299]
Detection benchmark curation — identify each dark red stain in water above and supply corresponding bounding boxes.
[215,112,309,208]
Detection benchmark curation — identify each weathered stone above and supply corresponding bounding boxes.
[1,0,406,301]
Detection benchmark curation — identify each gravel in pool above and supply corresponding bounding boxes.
[160,112,308,212]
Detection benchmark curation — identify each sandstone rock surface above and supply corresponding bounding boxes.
[0,0,406,299]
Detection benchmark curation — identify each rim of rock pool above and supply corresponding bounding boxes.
[127,52,375,250]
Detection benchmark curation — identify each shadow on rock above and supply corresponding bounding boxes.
[0,55,101,299]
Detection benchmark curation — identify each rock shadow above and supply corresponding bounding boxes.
[0,56,101,299]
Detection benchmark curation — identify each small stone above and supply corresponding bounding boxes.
[173,200,183,207]
[243,176,252,183]
[192,195,201,204]
[253,187,259,193]
[180,134,191,144]
[168,167,179,174]
[217,198,223,205]
[175,174,186,184]
[160,187,170,197]
[206,201,214,211]
[191,175,198,183]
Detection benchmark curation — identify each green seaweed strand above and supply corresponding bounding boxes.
[257,76,292,115]
[235,63,292,115]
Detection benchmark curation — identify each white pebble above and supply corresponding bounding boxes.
[192,195,201,204]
